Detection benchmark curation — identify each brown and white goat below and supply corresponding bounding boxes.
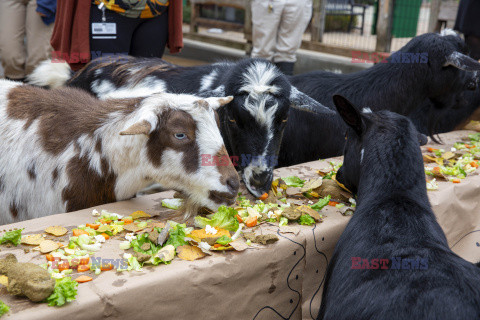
[0,80,239,224]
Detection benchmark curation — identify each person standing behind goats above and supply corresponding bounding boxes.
[250,0,312,75]
[0,0,56,81]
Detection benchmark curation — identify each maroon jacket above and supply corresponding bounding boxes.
[51,0,183,71]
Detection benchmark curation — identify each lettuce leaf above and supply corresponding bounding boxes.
[0,300,9,316]
[46,277,78,307]
[282,176,305,187]
[194,206,239,232]
[0,229,23,246]
[165,224,188,248]
[131,233,161,255]
[216,235,232,245]
[310,195,331,211]
[298,215,315,225]
[161,198,183,210]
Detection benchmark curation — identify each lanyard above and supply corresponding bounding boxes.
[98,2,106,22]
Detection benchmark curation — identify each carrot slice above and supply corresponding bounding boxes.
[77,265,90,273]
[46,254,55,262]
[427,147,438,152]
[86,223,100,230]
[258,193,269,201]
[213,244,222,248]
[471,161,479,168]
[121,217,133,224]
[245,216,258,228]
[75,275,93,283]
[100,233,110,240]
[101,263,113,271]
[452,178,461,183]
[72,229,89,236]
[58,260,70,272]
[80,257,90,265]
[328,201,339,207]
[235,214,243,223]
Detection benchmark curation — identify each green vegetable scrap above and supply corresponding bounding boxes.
[279,217,288,227]
[165,223,189,248]
[161,198,183,210]
[282,176,305,187]
[310,195,331,211]
[0,229,23,246]
[194,206,239,232]
[131,233,161,255]
[0,300,9,317]
[216,235,232,246]
[298,215,316,226]
[124,254,143,271]
[46,277,78,307]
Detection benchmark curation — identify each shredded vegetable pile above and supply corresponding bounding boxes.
[424,133,480,190]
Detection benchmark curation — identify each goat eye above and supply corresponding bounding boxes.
[282,119,288,123]
[345,133,348,140]
[229,119,236,123]
[174,133,187,140]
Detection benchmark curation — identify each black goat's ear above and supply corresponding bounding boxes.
[418,133,428,146]
[333,95,364,136]
[443,52,480,71]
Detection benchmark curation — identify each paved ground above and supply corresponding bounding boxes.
[190,4,433,52]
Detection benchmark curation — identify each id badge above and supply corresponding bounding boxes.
[92,22,117,39]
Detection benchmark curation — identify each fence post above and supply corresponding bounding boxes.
[311,0,326,43]
[244,0,253,55]
[428,0,441,33]
[375,0,395,53]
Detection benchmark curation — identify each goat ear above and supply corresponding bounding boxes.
[290,87,336,115]
[197,86,227,98]
[333,95,364,136]
[201,96,234,110]
[417,133,428,146]
[443,52,480,71]
[119,120,152,136]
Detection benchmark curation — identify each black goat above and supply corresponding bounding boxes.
[318,95,480,320]
[279,31,480,166]
[28,57,334,196]
[411,87,480,135]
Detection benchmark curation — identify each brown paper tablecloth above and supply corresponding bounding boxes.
[1,131,480,320]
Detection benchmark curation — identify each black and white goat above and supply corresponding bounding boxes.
[318,95,480,320]
[29,58,334,197]
[0,80,239,223]
[279,30,480,166]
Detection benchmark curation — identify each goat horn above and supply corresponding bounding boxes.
[290,87,336,115]
[443,52,480,71]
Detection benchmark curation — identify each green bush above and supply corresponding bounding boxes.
[325,15,358,32]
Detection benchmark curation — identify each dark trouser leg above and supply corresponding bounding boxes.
[89,5,137,60]
[465,35,480,60]
[130,10,169,58]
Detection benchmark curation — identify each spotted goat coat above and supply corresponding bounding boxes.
[0,80,239,224]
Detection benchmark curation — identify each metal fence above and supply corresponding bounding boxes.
[318,0,432,52]
[186,0,459,57]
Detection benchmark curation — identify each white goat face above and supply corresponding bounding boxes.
[119,93,239,216]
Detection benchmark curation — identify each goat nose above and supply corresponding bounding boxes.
[227,176,240,195]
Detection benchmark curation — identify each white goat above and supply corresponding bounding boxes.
[0,80,239,224]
